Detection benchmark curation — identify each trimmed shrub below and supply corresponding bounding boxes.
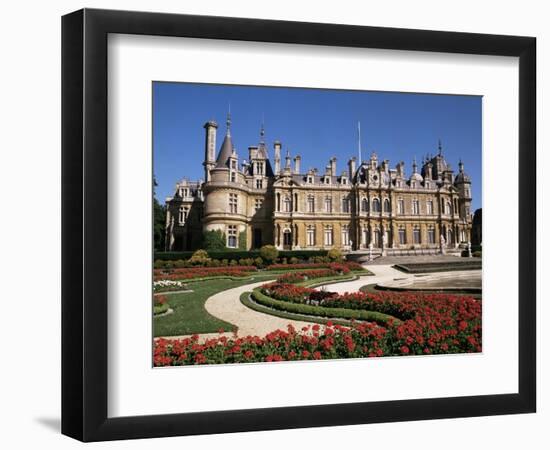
[189,249,211,265]
[254,257,264,268]
[327,248,343,261]
[260,245,279,264]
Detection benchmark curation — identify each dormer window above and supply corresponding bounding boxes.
[324,176,330,185]
[255,179,263,189]
[307,176,314,184]
[341,178,347,185]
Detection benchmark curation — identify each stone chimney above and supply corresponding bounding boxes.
[348,157,356,178]
[329,157,337,176]
[293,155,301,175]
[273,140,282,174]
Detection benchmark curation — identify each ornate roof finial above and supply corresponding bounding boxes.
[438,139,442,156]
[413,156,418,173]
[226,103,232,137]
[260,113,265,143]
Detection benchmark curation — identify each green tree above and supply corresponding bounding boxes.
[153,177,166,252]
[203,230,226,251]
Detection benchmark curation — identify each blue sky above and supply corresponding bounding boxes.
[153,82,481,211]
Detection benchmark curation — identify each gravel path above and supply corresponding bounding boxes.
[204,281,317,337]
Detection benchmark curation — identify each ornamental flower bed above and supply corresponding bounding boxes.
[266,262,364,272]
[259,282,481,356]
[153,294,169,315]
[154,322,392,366]
[153,304,481,366]
[153,266,257,281]
[153,280,188,292]
[275,269,338,284]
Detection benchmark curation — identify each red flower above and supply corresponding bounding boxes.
[400,346,410,354]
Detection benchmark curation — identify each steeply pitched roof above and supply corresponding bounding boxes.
[215,134,234,168]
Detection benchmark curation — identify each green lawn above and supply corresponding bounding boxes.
[153,274,277,337]
[153,269,371,337]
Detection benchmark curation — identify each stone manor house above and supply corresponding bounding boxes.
[164,114,473,254]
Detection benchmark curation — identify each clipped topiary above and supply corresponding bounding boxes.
[189,249,211,266]
[260,245,279,263]
[327,248,343,261]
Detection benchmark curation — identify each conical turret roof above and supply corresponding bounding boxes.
[215,134,234,168]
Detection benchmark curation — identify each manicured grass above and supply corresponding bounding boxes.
[153,269,371,337]
[153,274,277,337]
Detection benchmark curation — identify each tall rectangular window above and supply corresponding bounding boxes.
[307,196,315,213]
[341,226,350,246]
[427,200,434,215]
[412,199,420,215]
[399,228,406,245]
[413,228,421,244]
[229,193,238,214]
[307,226,315,246]
[325,197,332,213]
[255,179,263,189]
[342,197,350,213]
[227,225,237,248]
[324,226,333,246]
[428,227,435,244]
[254,199,263,211]
[398,199,405,215]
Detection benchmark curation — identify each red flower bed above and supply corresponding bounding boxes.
[154,295,167,307]
[266,262,363,272]
[275,269,338,284]
[153,266,257,281]
[154,322,392,366]
[153,296,481,365]
[260,282,481,355]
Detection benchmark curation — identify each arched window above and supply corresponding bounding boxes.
[372,198,381,213]
[383,198,391,213]
[361,198,368,212]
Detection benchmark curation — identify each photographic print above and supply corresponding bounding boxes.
[152,82,482,367]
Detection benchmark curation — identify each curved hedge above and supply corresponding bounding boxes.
[251,288,397,327]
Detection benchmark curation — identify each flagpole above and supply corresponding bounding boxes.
[358,121,362,164]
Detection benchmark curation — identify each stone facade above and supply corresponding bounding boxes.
[165,115,473,252]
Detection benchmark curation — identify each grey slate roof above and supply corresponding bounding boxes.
[215,134,234,168]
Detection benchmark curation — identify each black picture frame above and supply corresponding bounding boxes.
[61,8,536,442]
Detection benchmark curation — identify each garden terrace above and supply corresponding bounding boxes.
[393,260,482,274]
